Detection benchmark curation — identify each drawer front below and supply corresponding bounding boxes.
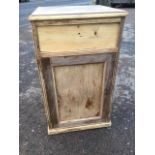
[37,23,120,56]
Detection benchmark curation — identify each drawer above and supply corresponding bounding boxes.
[37,22,121,56]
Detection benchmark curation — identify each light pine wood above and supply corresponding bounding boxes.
[40,48,118,57]
[38,23,120,54]
[48,121,111,135]
[29,13,128,21]
[31,5,127,16]
[54,63,104,122]
[59,116,101,125]
[102,53,119,122]
[102,19,125,122]
[50,53,112,66]
[29,5,128,21]
[31,24,53,128]
[34,18,121,26]
[29,5,127,135]
[41,59,59,126]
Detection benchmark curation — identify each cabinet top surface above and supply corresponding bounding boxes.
[29,5,128,21]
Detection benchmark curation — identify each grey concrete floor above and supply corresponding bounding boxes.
[19,1,135,155]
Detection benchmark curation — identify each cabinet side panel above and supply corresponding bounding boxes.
[31,23,52,128]
[102,18,125,122]
[41,59,59,126]
[102,53,119,122]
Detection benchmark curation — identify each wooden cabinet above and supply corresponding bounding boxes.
[29,5,127,135]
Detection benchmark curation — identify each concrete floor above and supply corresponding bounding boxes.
[19,1,135,154]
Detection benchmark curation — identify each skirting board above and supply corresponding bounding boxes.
[48,121,112,135]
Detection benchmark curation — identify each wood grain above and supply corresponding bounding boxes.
[59,116,101,127]
[102,53,119,122]
[51,53,112,66]
[48,121,111,135]
[29,13,128,21]
[37,23,120,54]
[29,9,127,134]
[41,58,59,126]
[34,18,121,26]
[117,17,125,50]
[40,48,118,57]
[31,24,52,128]
[29,5,128,21]
[54,63,104,122]
[102,18,125,122]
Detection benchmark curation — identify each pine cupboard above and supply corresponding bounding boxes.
[29,5,128,135]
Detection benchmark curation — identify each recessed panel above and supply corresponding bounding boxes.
[54,63,104,122]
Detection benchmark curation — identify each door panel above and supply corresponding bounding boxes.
[54,63,104,122]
